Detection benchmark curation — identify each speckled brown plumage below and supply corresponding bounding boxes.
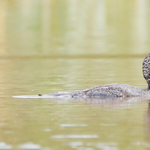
[13,83,150,99]
[143,53,150,90]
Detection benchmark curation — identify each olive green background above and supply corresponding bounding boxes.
[0,0,150,150]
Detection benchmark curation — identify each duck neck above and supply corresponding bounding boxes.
[148,80,150,90]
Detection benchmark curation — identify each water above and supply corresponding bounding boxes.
[1,0,150,149]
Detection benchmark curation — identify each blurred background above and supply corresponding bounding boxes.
[0,0,150,56]
[0,0,150,150]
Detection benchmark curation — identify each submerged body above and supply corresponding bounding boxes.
[13,53,150,99]
[13,83,150,99]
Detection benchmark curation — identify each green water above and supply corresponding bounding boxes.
[0,0,150,149]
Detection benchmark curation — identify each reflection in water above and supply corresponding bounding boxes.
[46,97,146,106]
[144,102,150,143]
[145,102,150,123]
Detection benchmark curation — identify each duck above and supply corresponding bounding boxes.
[13,53,150,99]
[143,53,150,90]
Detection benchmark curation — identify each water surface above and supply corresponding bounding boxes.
[0,0,150,150]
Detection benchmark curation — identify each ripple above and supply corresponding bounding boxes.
[100,124,117,126]
[43,128,51,132]
[77,148,94,150]
[18,142,41,149]
[60,124,88,127]
[69,141,83,148]
[51,135,98,139]
[0,123,7,126]
[0,142,12,149]
[96,142,118,150]
[5,131,13,134]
